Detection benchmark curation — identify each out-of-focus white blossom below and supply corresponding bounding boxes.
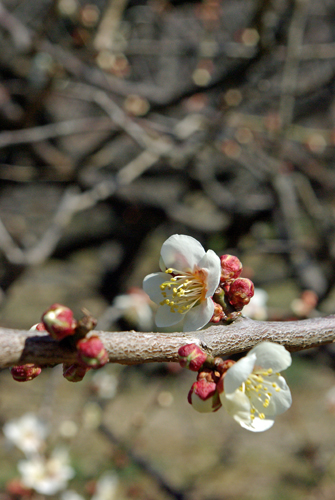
[113,287,153,331]
[221,342,292,432]
[242,288,268,320]
[3,413,49,455]
[61,490,85,500]
[143,234,221,331]
[91,370,118,399]
[18,448,75,495]
[91,472,119,500]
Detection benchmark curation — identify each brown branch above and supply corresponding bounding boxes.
[1,315,335,369]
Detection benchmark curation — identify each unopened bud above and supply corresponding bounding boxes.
[42,303,77,340]
[63,363,90,382]
[10,364,42,382]
[178,343,207,371]
[77,336,109,368]
[188,379,222,413]
[220,254,242,284]
[210,301,225,323]
[29,323,46,331]
[227,278,254,310]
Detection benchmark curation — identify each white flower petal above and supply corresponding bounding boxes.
[248,342,291,372]
[197,250,221,297]
[221,390,252,426]
[160,234,205,271]
[239,417,275,433]
[155,305,183,328]
[224,354,256,394]
[268,375,292,415]
[142,273,167,303]
[183,298,214,332]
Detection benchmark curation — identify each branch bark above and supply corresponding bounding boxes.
[1,315,335,369]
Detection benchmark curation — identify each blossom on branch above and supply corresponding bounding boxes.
[143,234,221,331]
[220,342,292,432]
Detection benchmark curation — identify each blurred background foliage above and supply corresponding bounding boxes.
[1,0,335,498]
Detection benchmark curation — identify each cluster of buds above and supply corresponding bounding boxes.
[210,254,254,323]
[10,304,109,383]
[178,343,234,413]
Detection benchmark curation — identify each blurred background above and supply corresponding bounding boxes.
[1,0,335,498]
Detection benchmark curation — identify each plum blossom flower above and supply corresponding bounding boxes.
[143,234,221,331]
[221,342,292,432]
[18,448,75,495]
[113,287,153,330]
[3,413,49,456]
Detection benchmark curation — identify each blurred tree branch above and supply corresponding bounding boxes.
[1,315,335,369]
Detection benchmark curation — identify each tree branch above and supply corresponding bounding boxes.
[1,315,335,369]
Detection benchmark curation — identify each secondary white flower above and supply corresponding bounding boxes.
[113,287,153,330]
[18,448,75,495]
[143,234,221,331]
[3,413,49,455]
[242,288,268,320]
[221,342,292,432]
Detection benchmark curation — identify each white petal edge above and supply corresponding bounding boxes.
[239,417,275,433]
[143,272,167,304]
[224,354,256,394]
[183,298,214,332]
[160,234,205,272]
[197,250,221,297]
[248,342,292,372]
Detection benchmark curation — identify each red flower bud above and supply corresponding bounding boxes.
[220,254,242,284]
[178,343,207,371]
[42,303,77,340]
[210,301,225,323]
[63,363,90,382]
[187,379,222,413]
[29,322,46,331]
[227,278,254,310]
[77,336,109,368]
[10,364,42,382]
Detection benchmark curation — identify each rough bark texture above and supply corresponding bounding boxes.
[2,315,335,368]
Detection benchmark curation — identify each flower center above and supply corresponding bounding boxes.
[240,368,281,420]
[159,267,207,314]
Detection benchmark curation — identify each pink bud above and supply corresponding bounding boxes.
[220,254,242,284]
[63,363,90,382]
[188,379,222,413]
[42,303,77,340]
[178,343,207,371]
[77,336,109,368]
[29,323,46,331]
[210,301,225,323]
[227,278,254,310]
[10,364,42,382]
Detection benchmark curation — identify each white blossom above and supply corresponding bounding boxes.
[221,342,292,432]
[18,448,75,495]
[113,287,153,330]
[91,472,119,500]
[3,413,49,456]
[143,234,221,331]
[242,288,268,320]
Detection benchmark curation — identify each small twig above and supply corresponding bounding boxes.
[0,117,116,148]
